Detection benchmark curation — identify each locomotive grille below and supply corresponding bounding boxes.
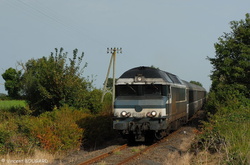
[132,112,145,118]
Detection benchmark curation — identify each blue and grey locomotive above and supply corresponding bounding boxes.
[113,66,206,142]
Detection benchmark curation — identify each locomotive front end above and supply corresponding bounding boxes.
[113,67,170,141]
[113,66,207,142]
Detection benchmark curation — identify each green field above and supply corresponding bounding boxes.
[0,100,27,109]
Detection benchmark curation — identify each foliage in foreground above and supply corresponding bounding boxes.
[0,46,117,156]
[0,107,84,154]
[196,13,250,165]
[0,99,114,155]
[77,113,117,148]
[195,89,250,164]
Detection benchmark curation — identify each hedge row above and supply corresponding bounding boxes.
[0,105,116,155]
[196,89,250,164]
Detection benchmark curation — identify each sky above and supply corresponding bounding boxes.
[0,0,250,94]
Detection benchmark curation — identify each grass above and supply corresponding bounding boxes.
[0,100,26,110]
[164,152,192,165]
[114,151,122,155]
[130,145,146,153]
[193,93,250,165]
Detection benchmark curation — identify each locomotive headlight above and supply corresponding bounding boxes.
[146,111,157,117]
[151,111,157,117]
[120,111,131,117]
[121,111,127,117]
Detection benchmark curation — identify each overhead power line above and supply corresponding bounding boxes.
[4,0,111,48]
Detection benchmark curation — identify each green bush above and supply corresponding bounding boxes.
[6,106,32,116]
[0,113,31,155]
[0,93,9,100]
[205,84,247,114]
[20,48,91,115]
[0,106,88,155]
[25,107,86,153]
[197,92,250,164]
[0,100,117,155]
[0,128,11,154]
[77,114,117,148]
[200,14,250,164]
[85,89,103,114]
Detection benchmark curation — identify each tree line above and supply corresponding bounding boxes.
[199,13,250,164]
[2,48,105,115]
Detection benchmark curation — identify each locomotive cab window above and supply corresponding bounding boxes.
[116,84,167,97]
[116,85,139,96]
[143,84,162,96]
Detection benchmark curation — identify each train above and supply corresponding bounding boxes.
[113,66,206,142]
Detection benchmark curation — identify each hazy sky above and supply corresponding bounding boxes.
[1,0,250,93]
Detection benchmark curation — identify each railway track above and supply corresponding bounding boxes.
[75,111,204,165]
[50,110,205,165]
[78,144,128,165]
[78,129,181,165]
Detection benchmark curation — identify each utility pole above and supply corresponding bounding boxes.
[101,48,122,111]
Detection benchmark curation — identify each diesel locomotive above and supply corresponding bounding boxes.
[113,66,206,142]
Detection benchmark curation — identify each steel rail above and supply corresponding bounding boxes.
[78,128,183,165]
[117,129,180,165]
[78,144,128,165]
[116,142,158,165]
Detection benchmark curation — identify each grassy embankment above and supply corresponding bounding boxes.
[0,100,26,109]
[192,92,250,164]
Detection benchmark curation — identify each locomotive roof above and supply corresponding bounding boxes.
[182,80,205,91]
[118,66,206,92]
[119,66,183,84]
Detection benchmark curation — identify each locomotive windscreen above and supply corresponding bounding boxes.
[116,84,164,97]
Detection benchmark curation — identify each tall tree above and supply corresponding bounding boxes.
[21,48,91,114]
[2,68,21,98]
[208,13,250,97]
